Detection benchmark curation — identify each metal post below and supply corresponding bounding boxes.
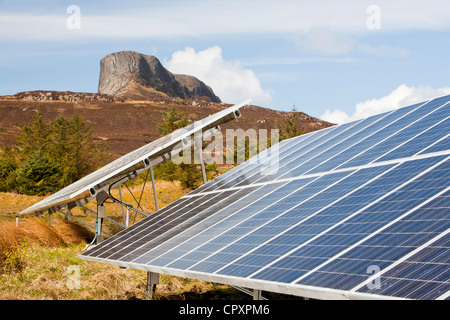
[95,191,110,244]
[195,137,207,184]
[253,289,262,300]
[146,272,159,300]
[119,184,126,225]
[150,167,159,211]
[67,206,71,222]
[48,210,52,226]
[96,203,105,244]
[125,207,130,228]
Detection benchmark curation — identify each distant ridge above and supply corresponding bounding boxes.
[98,51,221,102]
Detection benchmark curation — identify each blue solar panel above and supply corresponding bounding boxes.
[338,96,450,169]
[80,95,450,300]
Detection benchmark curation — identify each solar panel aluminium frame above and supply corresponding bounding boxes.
[19,99,251,216]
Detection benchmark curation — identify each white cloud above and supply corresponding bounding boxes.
[291,28,410,57]
[2,0,450,42]
[321,84,450,124]
[165,46,272,105]
[292,29,357,56]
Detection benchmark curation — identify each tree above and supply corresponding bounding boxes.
[275,105,306,141]
[14,151,62,196]
[157,107,189,136]
[0,146,17,192]
[0,109,111,195]
[154,107,203,190]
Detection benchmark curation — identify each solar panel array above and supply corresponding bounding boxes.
[80,95,450,300]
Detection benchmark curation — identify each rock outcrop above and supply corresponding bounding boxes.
[12,90,117,102]
[98,51,221,102]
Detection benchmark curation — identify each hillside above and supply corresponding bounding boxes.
[0,92,333,158]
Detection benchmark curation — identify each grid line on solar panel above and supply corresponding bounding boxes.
[214,164,400,276]
[351,228,450,297]
[309,107,450,176]
[117,185,286,263]
[253,100,427,185]
[81,194,201,257]
[182,170,364,273]
[85,180,294,263]
[238,155,448,282]
[130,182,294,267]
[217,157,444,279]
[238,116,385,184]
[154,175,341,270]
[97,190,246,261]
[187,129,308,195]
[357,240,450,300]
[210,164,396,277]
[189,130,316,195]
[268,113,400,181]
[373,114,450,163]
[181,150,450,197]
[202,122,349,192]
[419,132,450,155]
[82,152,448,268]
[363,103,450,163]
[283,97,449,179]
[334,96,450,170]
[289,156,450,285]
[134,177,321,267]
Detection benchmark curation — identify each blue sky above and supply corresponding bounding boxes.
[1,0,450,122]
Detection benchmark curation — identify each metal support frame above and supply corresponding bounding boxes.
[253,289,262,300]
[146,272,159,300]
[150,167,159,211]
[230,286,267,300]
[194,136,207,184]
[118,184,126,225]
[95,191,110,244]
[96,203,105,244]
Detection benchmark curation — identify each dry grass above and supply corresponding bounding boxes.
[0,180,252,300]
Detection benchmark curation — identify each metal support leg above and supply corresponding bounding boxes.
[195,137,207,184]
[95,191,110,244]
[96,203,105,244]
[253,289,262,300]
[146,272,159,300]
[119,184,126,225]
[48,210,52,226]
[125,207,130,228]
[150,167,159,211]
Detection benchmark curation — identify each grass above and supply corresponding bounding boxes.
[0,179,252,300]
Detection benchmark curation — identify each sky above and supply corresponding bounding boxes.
[1,0,450,123]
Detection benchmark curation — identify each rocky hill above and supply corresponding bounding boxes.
[98,51,221,102]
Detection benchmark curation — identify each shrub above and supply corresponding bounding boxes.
[0,108,110,195]
[14,151,62,196]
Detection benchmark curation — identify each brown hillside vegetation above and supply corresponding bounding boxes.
[0,92,333,158]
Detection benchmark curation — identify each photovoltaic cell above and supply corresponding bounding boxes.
[80,95,450,300]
